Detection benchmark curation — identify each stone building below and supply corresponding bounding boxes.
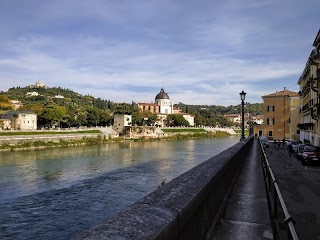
[28,80,48,89]
[134,88,194,126]
[0,110,37,130]
[113,114,132,134]
[297,29,320,145]
[258,88,299,140]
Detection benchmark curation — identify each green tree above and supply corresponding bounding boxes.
[194,114,206,126]
[113,103,133,114]
[165,114,190,127]
[0,94,13,110]
[38,107,66,128]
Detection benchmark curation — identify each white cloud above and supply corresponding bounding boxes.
[0,0,318,105]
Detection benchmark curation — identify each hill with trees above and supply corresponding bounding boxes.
[174,102,263,127]
[0,85,263,128]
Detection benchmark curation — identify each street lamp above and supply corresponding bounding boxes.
[239,90,246,141]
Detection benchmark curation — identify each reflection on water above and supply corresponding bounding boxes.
[0,137,239,239]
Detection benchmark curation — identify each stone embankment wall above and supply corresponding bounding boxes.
[204,127,237,135]
[0,127,119,145]
[76,136,254,240]
[128,126,237,139]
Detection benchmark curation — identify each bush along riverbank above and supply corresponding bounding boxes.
[0,131,231,151]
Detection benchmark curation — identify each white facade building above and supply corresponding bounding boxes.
[26,91,39,96]
[0,111,37,130]
[155,88,173,114]
[135,88,194,127]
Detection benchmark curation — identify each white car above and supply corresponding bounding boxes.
[259,136,269,148]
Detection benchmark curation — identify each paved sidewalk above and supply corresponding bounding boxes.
[214,139,273,240]
[265,144,320,240]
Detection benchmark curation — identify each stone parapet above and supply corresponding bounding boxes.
[76,136,254,240]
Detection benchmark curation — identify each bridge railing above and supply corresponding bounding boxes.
[258,139,299,240]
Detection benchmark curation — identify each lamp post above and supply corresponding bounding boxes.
[239,90,246,141]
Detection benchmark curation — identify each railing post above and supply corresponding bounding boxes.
[273,184,278,221]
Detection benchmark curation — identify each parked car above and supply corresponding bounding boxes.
[290,140,299,153]
[286,139,293,147]
[259,136,269,148]
[294,144,305,160]
[301,146,320,165]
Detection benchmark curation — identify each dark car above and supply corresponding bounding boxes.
[301,146,320,165]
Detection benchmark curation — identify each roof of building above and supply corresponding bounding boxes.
[313,29,320,47]
[262,88,299,98]
[136,102,160,106]
[1,110,36,116]
[155,88,170,100]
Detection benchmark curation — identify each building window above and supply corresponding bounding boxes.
[267,118,275,125]
[268,131,273,137]
[267,106,275,112]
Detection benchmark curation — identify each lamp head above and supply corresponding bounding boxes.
[239,90,246,101]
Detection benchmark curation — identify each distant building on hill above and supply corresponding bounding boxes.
[26,91,39,96]
[28,80,48,89]
[133,88,194,127]
[250,115,264,125]
[0,110,37,130]
[53,94,64,99]
[224,113,250,126]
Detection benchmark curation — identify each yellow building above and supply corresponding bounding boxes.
[297,29,320,146]
[260,88,299,140]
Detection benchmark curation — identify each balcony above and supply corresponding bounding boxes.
[297,122,315,130]
[301,79,311,97]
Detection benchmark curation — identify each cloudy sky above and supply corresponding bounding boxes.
[0,0,319,105]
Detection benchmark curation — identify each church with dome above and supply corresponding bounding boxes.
[133,88,194,126]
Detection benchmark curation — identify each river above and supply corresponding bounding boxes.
[0,136,239,239]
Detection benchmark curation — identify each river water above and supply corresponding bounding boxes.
[0,137,239,239]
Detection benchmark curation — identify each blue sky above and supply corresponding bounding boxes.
[0,0,319,106]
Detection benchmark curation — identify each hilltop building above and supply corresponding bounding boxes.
[26,91,39,96]
[297,29,320,145]
[134,88,194,127]
[28,80,48,89]
[253,88,299,140]
[0,110,37,130]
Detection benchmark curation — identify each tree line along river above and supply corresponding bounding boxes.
[0,136,239,240]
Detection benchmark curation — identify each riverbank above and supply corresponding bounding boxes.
[0,130,231,151]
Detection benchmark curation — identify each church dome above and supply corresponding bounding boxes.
[155,88,170,99]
